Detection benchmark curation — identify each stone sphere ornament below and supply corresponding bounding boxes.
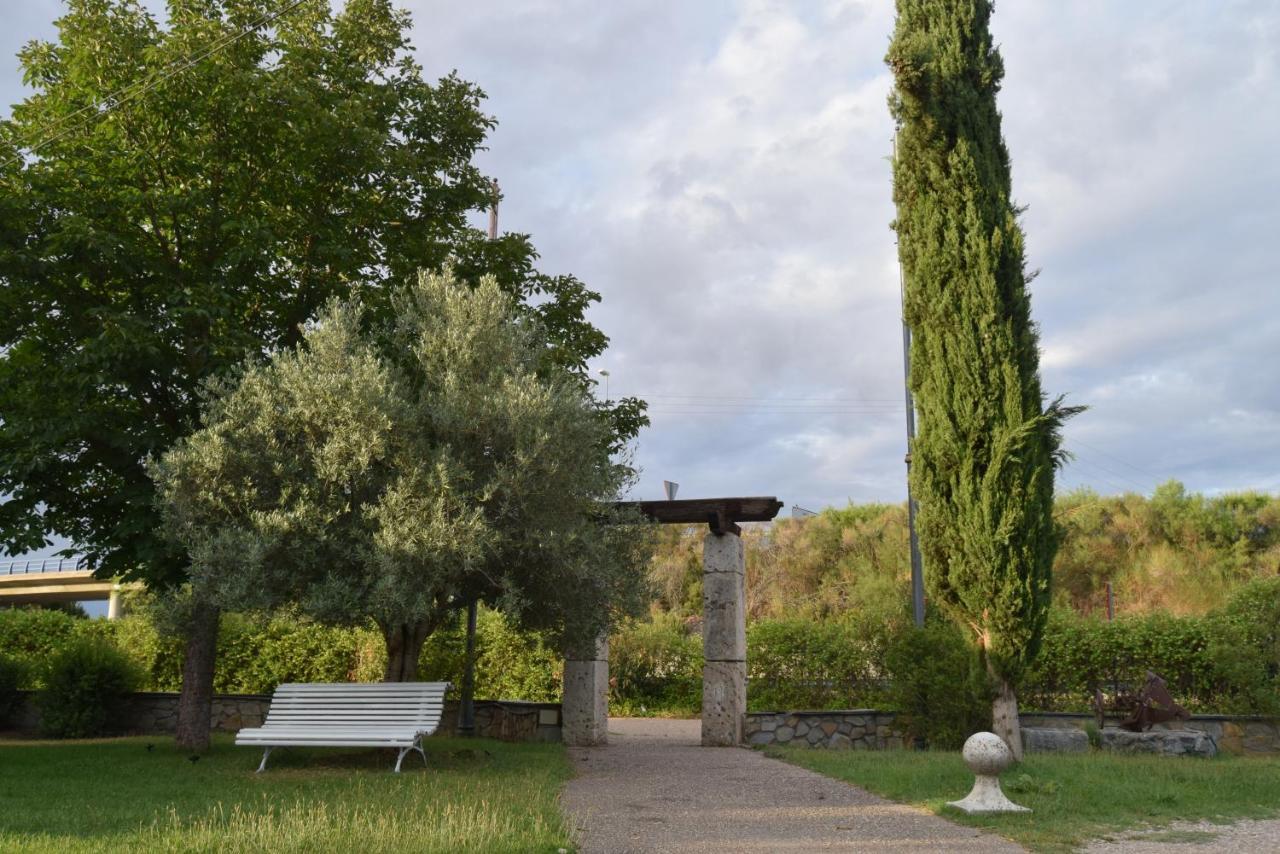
[946,732,1031,814]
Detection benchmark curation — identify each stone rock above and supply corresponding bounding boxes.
[1021,727,1089,754]
[806,727,824,745]
[828,733,853,749]
[796,722,810,737]
[759,717,779,733]
[774,726,795,743]
[1101,728,1217,758]
[821,722,838,736]
[748,731,775,746]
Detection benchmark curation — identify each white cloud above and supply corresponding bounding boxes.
[5,0,1278,510]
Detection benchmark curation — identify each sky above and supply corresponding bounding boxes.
[2,0,1279,521]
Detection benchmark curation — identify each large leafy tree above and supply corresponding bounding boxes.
[0,0,643,748]
[887,0,1080,758]
[152,269,652,682]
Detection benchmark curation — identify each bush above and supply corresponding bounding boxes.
[609,612,702,715]
[747,616,892,710]
[0,655,26,726]
[0,608,113,686]
[419,607,564,702]
[39,639,139,737]
[883,618,989,749]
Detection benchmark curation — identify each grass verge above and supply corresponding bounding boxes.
[0,734,572,853]
[768,746,1280,853]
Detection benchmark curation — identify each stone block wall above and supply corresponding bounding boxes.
[744,710,904,749]
[1019,712,1280,756]
[747,709,1279,755]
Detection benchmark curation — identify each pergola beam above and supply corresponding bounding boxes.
[612,496,783,536]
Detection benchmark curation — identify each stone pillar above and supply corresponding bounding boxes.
[562,634,609,746]
[702,531,746,746]
[107,585,122,620]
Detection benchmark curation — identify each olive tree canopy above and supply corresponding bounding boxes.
[152,269,652,680]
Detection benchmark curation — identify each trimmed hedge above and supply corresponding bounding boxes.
[1,578,1275,719]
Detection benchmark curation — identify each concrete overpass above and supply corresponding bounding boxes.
[0,558,130,618]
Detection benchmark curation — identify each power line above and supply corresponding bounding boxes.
[633,393,902,403]
[3,0,315,169]
[1070,438,1165,483]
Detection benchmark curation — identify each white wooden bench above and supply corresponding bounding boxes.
[236,682,450,772]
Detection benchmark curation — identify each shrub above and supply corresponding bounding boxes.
[0,608,113,686]
[747,616,892,710]
[419,608,564,702]
[609,612,702,715]
[39,638,139,738]
[0,655,26,726]
[883,618,989,749]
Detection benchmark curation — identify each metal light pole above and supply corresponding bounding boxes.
[894,135,926,628]
[460,179,502,738]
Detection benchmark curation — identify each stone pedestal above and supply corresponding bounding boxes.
[702,531,746,746]
[562,634,609,746]
[948,732,1029,814]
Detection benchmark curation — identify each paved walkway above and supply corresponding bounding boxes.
[560,718,1025,853]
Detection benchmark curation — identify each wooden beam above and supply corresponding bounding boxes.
[613,497,783,536]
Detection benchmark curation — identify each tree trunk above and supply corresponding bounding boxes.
[379,620,433,682]
[175,600,220,752]
[991,676,1023,762]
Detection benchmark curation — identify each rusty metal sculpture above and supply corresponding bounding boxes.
[1094,670,1191,732]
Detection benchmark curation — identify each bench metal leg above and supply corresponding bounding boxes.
[393,737,428,773]
[256,747,273,773]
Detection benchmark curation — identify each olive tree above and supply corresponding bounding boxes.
[152,268,651,680]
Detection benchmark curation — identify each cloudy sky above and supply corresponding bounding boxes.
[4,0,1279,516]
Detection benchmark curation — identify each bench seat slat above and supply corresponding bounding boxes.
[238,682,451,770]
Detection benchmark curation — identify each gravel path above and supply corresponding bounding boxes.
[1081,817,1280,852]
[560,718,1025,853]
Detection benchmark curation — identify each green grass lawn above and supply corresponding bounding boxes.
[0,734,573,853]
[770,747,1280,853]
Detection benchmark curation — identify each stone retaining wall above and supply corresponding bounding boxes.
[10,691,561,742]
[1020,712,1280,756]
[746,709,1279,755]
[744,710,904,749]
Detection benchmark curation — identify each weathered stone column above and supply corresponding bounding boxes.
[562,634,609,746]
[702,531,746,746]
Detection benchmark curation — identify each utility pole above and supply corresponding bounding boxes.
[895,135,926,628]
[459,178,501,738]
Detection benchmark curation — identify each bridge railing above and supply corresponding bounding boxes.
[0,557,89,576]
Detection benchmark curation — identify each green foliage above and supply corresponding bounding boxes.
[609,612,704,715]
[1021,601,1280,715]
[0,0,642,591]
[647,486,1280,628]
[152,269,652,679]
[419,607,564,702]
[0,608,114,687]
[748,617,894,711]
[38,638,139,738]
[887,0,1080,687]
[0,654,25,726]
[883,618,990,748]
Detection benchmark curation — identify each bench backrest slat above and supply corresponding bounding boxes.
[261,682,450,730]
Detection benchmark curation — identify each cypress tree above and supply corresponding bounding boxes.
[886,0,1081,758]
